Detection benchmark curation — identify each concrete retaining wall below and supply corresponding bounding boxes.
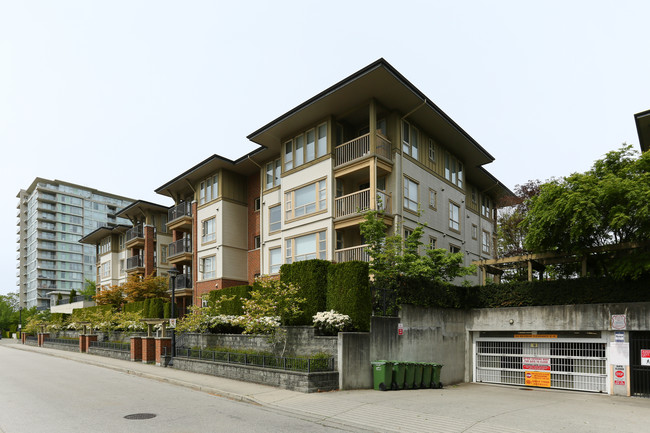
[338,332,371,389]
[171,357,339,393]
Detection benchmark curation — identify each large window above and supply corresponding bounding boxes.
[429,188,437,211]
[200,256,215,280]
[449,201,460,232]
[201,217,216,243]
[284,123,327,171]
[428,138,435,162]
[482,196,493,219]
[269,248,281,274]
[101,261,111,278]
[199,175,219,205]
[269,205,281,232]
[402,120,419,159]
[285,180,327,220]
[265,158,281,190]
[285,231,326,264]
[444,153,464,188]
[482,231,491,254]
[403,177,418,212]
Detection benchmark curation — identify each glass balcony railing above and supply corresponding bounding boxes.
[168,237,192,259]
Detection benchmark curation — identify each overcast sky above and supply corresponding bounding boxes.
[1,1,648,296]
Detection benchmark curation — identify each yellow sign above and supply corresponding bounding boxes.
[525,371,551,388]
[514,334,558,339]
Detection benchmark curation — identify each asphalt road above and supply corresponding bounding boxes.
[0,346,349,433]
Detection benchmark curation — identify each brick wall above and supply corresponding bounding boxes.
[144,225,155,276]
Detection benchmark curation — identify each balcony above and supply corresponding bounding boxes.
[126,255,144,274]
[125,225,144,248]
[335,189,392,219]
[335,244,370,263]
[168,237,193,265]
[334,133,392,168]
[167,202,193,232]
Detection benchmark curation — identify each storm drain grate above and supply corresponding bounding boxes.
[124,413,157,420]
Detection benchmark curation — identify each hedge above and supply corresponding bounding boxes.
[327,261,371,331]
[280,260,330,325]
[70,304,114,321]
[206,285,252,315]
[123,299,172,318]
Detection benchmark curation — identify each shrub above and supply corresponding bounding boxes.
[313,310,351,335]
[280,260,330,325]
[327,261,371,331]
[206,285,252,315]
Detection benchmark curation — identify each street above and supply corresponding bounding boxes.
[0,346,349,433]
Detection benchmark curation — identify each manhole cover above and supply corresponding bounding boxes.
[124,413,157,420]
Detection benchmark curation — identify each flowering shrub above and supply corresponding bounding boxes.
[313,310,351,335]
[175,307,244,334]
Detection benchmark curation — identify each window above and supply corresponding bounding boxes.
[269,205,281,232]
[269,247,281,274]
[472,224,478,240]
[285,231,326,264]
[403,177,418,212]
[482,196,493,219]
[429,188,437,210]
[199,175,219,205]
[428,138,435,162]
[265,158,281,190]
[161,245,167,263]
[444,153,464,188]
[253,197,260,211]
[202,298,209,307]
[118,234,125,250]
[471,187,478,205]
[253,236,261,249]
[119,259,125,275]
[101,261,111,278]
[449,201,460,232]
[449,244,461,254]
[285,179,327,220]
[402,120,418,159]
[201,217,216,243]
[284,123,328,171]
[429,236,437,249]
[482,231,491,254]
[99,238,111,254]
[200,256,216,280]
[404,228,413,239]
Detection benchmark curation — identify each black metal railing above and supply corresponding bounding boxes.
[173,347,335,372]
[57,295,93,305]
[126,225,144,242]
[174,273,192,289]
[25,335,38,342]
[89,341,130,352]
[168,202,192,222]
[168,237,192,258]
[126,255,143,270]
[44,337,78,346]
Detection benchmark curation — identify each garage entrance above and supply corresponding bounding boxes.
[630,331,650,397]
[474,331,607,393]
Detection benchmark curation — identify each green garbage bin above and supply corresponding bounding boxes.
[404,362,416,389]
[371,360,393,391]
[392,362,406,390]
[413,363,424,389]
[431,363,443,389]
[421,363,432,388]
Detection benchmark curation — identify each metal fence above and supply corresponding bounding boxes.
[89,341,130,352]
[44,337,78,346]
[173,347,335,373]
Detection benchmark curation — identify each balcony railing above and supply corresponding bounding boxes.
[126,225,144,243]
[173,273,192,290]
[168,237,192,259]
[335,189,391,218]
[168,202,192,223]
[334,132,392,167]
[126,255,143,270]
[335,244,370,263]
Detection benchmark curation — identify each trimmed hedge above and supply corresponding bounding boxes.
[70,304,114,321]
[206,285,252,315]
[123,299,172,318]
[327,261,371,331]
[280,260,330,325]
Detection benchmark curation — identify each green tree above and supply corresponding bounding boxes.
[69,289,77,303]
[0,293,19,334]
[123,274,169,303]
[80,279,97,299]
[523,145,650,278]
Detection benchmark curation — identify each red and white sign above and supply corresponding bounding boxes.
[615,370,625,378]
[614,365,626,386]
[611,315,627,330]
[522,357,551,371]
[641,350,650,366]
[397,323,404,336]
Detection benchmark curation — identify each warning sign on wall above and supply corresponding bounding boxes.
[613,365,626,386]
[641,350,650,366]
[525,371,551,388]
[523,357,551,371]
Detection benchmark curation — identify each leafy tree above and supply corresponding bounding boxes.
[523,144,650,278]
[497,179,542,258]
[0,293,19,333]
[80,279,97,299]
[123,274,169,303]
[69,289,77,303]
[94,284,126,307]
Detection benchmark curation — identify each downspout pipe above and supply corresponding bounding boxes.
[247,155,264,278]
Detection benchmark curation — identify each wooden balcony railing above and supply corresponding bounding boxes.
[335,189,391,218]
[334,133,392,167]
[335,244,370,263]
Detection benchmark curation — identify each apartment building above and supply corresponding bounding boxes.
[16,178,134,309]
[154,59,511,307]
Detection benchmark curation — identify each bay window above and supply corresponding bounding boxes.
[285,231,326,264]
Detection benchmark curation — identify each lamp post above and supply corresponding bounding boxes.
[18,307,22,338]
[167,268,179,363]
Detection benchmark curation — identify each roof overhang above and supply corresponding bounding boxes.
[78,224,131,245]
[247,58,496,169]
[116,200,171,221]
[634,109,650,153]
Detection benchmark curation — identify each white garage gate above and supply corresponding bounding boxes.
[474,332,608,393]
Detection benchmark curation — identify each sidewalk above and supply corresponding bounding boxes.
[3,338,650,433]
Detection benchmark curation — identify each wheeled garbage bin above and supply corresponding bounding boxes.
[421,363,433,388]
[432,363,443,389]
[404,362,416,389]
[413,363,424,389]
[392,362,406,390]
[371,360,393,391]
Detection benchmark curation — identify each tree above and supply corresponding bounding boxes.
[80,279,97,299]
[523,144,650,278]
[69,289,77,303]
[497,179,542,258]
[0,293,19,334]
[94,285,125,307]
[123,274,169,303]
